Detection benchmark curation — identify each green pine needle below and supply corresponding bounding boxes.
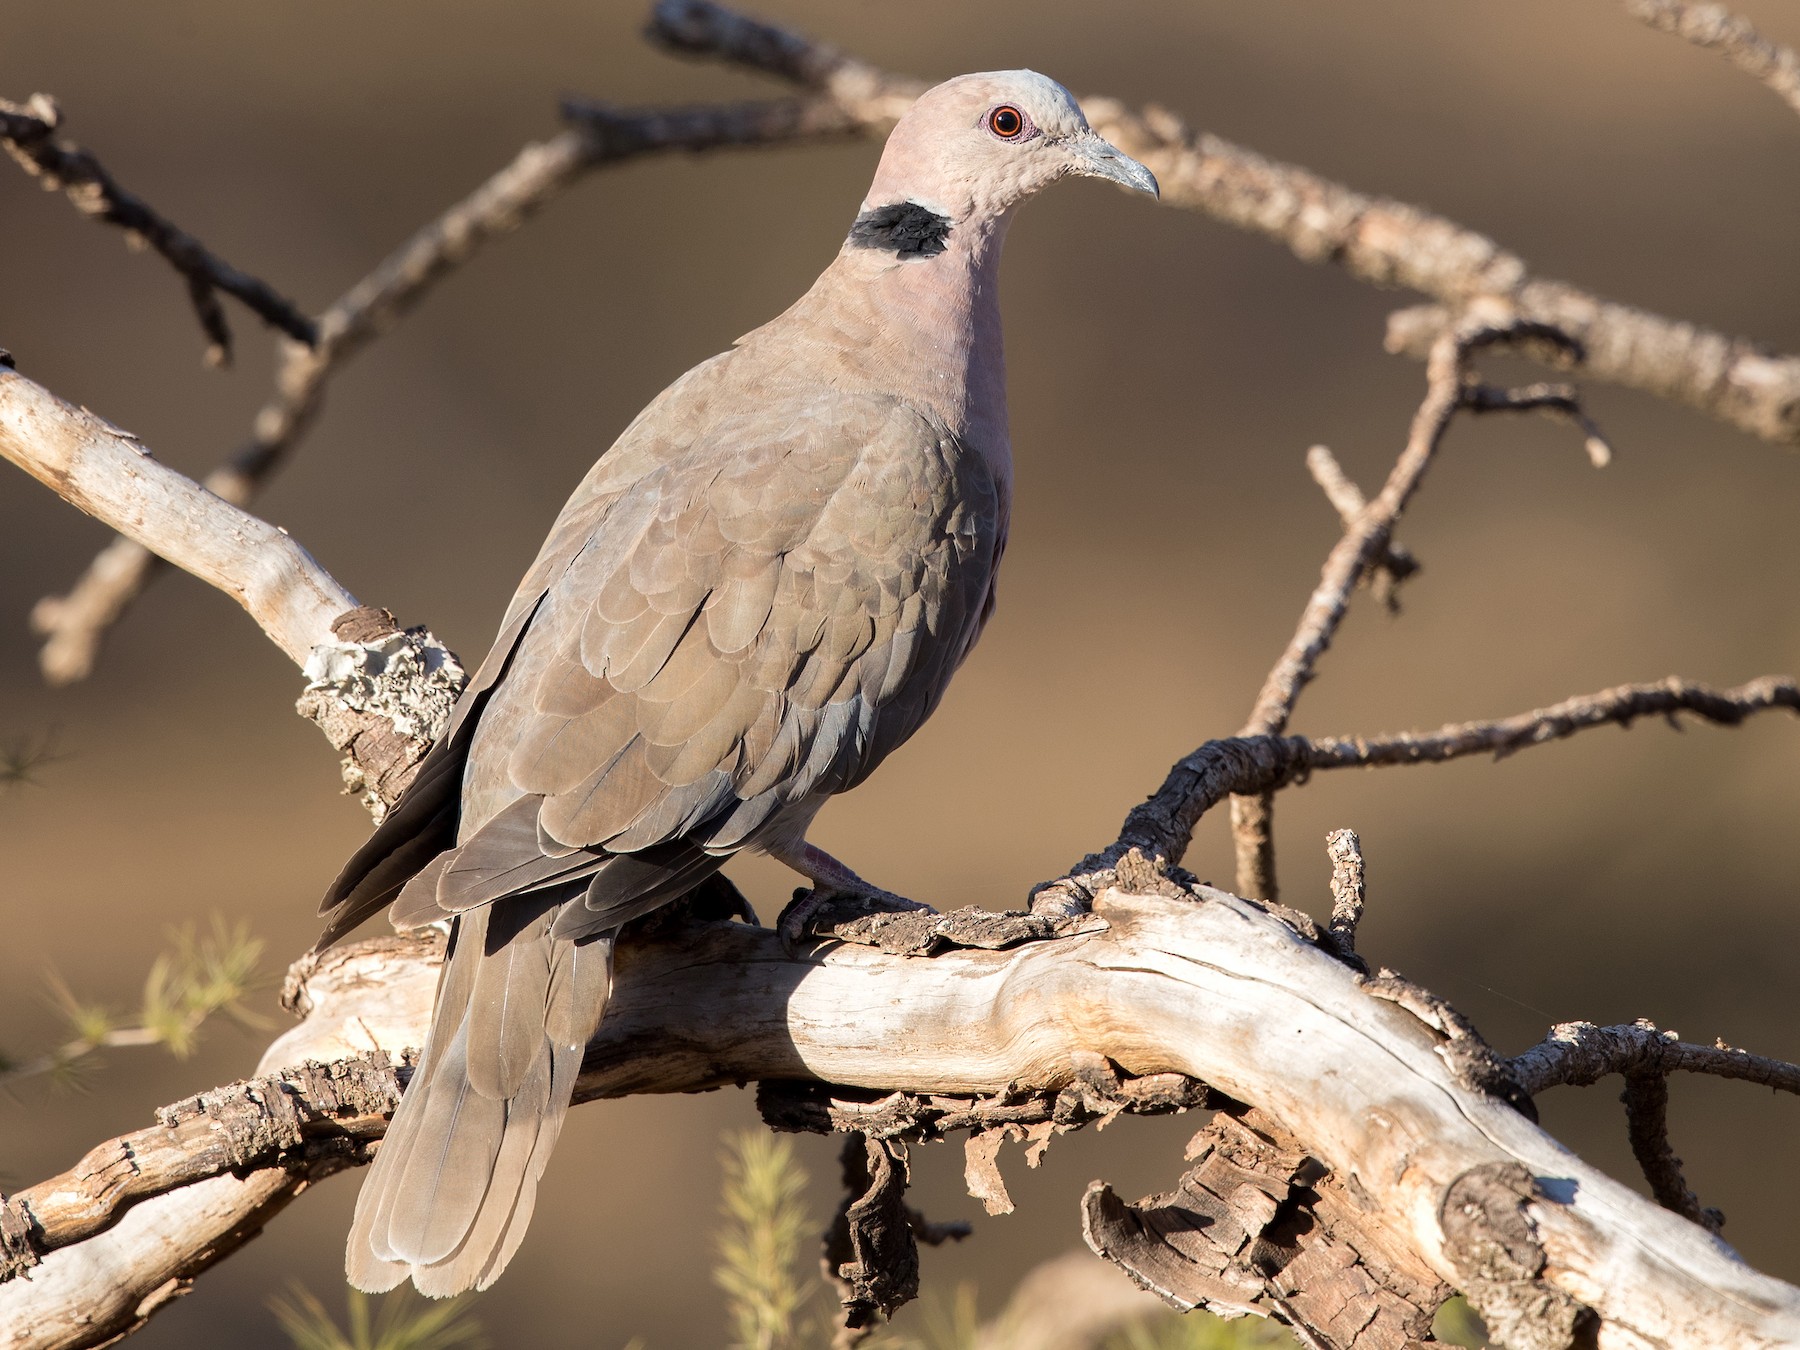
[270,1283,487,1350]
[0,730,60,790]
[714,1129,816,1350]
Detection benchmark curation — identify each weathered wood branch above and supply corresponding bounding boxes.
[0,368,355,666]
[0,369,459,817]
[7,892,1800,1349]
[0,94,316,362]
[1509,1017,1800,1097]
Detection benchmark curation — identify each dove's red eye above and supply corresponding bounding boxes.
[988,105,1024,139]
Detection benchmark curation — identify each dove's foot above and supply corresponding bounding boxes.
[767,841,935,953]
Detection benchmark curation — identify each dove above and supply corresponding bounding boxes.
[317,68,1156,1296]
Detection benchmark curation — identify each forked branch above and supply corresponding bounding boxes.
[0,94,315,363]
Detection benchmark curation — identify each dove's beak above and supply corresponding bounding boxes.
[1069,133,1159,199]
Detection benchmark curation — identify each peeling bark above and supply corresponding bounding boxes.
[1082,1105,1450,1348]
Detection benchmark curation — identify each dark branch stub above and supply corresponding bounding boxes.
[760,1062,1212,1335]
[822,1134,919,1339]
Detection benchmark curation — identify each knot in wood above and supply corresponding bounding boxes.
[296,612,466,820]
[1440,1163,1596,1350]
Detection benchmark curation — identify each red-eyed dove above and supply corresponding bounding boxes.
[318,68,1156,1297]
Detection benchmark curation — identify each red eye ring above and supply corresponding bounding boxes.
[988,105,1025,139]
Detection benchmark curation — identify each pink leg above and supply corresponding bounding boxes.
[764,838,933,948]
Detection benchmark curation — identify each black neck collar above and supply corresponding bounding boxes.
[847,201,952,259]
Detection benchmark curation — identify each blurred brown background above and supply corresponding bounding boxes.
[3,0,1798,1344]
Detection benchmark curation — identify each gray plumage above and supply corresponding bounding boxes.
[317,69,1156,1297]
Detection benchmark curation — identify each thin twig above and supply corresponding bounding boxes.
[1622,1068,1726,1234]
[1042,673,1798,903]
[1324,829,1365,955]
[1229,314,1602,898]
[0,94,316,364]
[1463,381,1614,466]
[1509,1017,1800,1097]
[29,96,860,685]
[1627,0,1800,120]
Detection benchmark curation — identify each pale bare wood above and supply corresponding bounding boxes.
[6,891,1799,1349]
[1627,0,1800,120]
[0,368,356,666]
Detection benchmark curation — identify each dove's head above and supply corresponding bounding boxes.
[854,70,1157,253]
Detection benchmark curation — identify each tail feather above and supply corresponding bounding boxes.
[389,1021,505,1266]
[347,901,614,1296]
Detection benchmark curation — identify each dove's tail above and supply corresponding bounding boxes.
[346,905,612,1297]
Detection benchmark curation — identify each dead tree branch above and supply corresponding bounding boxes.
[1324,828,1365,955]
[29,95,862,686]
[0,94,316,364]
[0,369,461,818]
[1627,0,1800,120]
[0,369,356,666]
[1509,1017,1800,1097]
[1621,1068,1726,1235]
[8,893,1800,1350]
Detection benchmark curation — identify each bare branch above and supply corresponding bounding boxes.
[30,95,862,686]
[1463,380,1614,466]
[1227,793,1282,903]
[7,892,1800,1349]
[1622,1068,1726,1235]
[1627,0,1800,120]
[647,0,926,120]
[1509,1017,1800,1098]
[1227,314,1602,898]
[1324,829,1365,955]
[1047,673,1798,899]
[1,1054,399,1270]
[1244,316,1594,743]
[0,372,460,816]
[0,94,316,364]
